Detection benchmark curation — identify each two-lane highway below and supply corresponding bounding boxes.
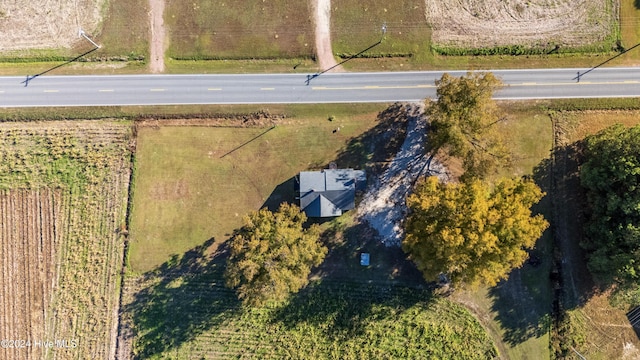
[0,68,638,107]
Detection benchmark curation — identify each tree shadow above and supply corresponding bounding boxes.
[259,102,432,340]
[270,216,430,339]
[124,238,240,358]
[488,244,553,347]
[316,220,424,286]
[331,102,411,176]
[489,141,604,346]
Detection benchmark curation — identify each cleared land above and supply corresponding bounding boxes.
[0,120,132,360]
[0,0,105,51]
[122,104,498,358]
[0,188,60,360]
[127,106,382,273]
[426,0,619,53]
[164,0,315,60]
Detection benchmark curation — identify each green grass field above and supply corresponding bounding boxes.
[96,0,149,60]
[331,0,431,61]
[128,104,384,273]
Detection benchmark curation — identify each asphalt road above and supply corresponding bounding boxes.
[0,67,639,107]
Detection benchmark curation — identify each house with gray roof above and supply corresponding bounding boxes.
[297,169,366,218]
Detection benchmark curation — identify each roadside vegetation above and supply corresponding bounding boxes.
[3,0,639,75]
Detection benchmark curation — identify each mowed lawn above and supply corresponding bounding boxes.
[164,0,314,61]
[128,106,382,273]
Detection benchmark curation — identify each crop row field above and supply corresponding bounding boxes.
[120,246,497,359]
[0,120,132,360]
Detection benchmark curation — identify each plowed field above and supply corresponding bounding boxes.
[0,120,132,360]
[0,0,106,51]
[426,0,618,51]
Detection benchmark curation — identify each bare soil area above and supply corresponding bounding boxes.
[426,0,617,49]
[0,189,60,360]
[314,0,341,71]
[0,121,132,360]
[0,0,106,51]
[149,0,166,72]
[357,102,448,246]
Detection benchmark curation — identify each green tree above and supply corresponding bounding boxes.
[224,203,326,306]
[403,176,548,286]
[580,124,640,282]
[426,72,509,180]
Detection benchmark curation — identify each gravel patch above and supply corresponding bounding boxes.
[357,102,447,246]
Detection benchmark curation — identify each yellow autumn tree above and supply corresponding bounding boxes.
[403,176,548,287]
[224,203,326,306]
[426,72,509,181]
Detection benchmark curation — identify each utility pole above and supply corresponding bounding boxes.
[306,23,387,85]
[79,29,101,49]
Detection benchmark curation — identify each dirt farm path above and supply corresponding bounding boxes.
[149,0,166,73]
[313,0,342,72]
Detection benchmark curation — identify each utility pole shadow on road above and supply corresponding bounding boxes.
[306,24,387,85]
[22,29,101,87]
[573,42,640,82]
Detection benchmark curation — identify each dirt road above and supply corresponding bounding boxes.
[149,0,166,73]
[314,0,342,71]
